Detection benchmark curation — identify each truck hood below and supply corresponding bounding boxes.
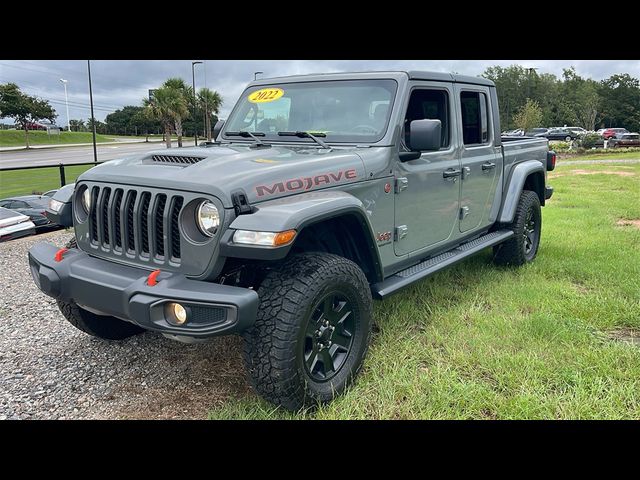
[78,144,367,208]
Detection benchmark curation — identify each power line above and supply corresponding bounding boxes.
[0,61,157,93]
[0,76,127,110]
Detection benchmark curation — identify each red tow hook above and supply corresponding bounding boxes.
[54,248,69,262]
[147,269,161,287]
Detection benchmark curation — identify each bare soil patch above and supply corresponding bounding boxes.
[616,219,640,229]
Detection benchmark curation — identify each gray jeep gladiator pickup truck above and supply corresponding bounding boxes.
[29,71,555,410]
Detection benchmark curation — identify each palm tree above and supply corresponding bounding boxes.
[198,88,223,141]
[162,78,192,147]
[143,86,188,149]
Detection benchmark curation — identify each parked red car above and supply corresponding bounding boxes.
[608,133,640,148]
[602,128,629,139]
[22,122,47,131]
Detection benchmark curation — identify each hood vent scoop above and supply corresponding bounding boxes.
[149,154,205,165]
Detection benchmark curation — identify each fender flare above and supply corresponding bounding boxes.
[498,160,545,224]
[219,190,383,279]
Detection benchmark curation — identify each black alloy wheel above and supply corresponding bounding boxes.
[303,291,355,381]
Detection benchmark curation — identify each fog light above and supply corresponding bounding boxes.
[165,302,189,326]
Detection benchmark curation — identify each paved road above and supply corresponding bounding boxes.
[0,141,200,169]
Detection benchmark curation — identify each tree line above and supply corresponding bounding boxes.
[482,65,640,132]
[3,65,639,148]
[66,78,222,148]
[0,78,222,149]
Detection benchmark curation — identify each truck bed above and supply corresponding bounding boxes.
[500,135,549,191]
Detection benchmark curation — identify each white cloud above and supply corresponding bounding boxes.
[2,59,639,126]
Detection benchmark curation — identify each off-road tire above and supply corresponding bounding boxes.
[57,236,145,340]
[243,253,373,411]
[493,189,542,266]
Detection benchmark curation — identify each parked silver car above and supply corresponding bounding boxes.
[0,207,36,242]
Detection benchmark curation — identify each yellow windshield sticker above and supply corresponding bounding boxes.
[248,88,284,103]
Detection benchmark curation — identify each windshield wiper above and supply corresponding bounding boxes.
[278,131,330,149]
[225,131,269,148]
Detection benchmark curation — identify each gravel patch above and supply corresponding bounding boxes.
[0,230,252,420]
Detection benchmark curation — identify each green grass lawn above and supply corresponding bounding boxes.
[0,130,115,147]
[209,161,640,419]
[558,149,640,162]
[0,164,96,198]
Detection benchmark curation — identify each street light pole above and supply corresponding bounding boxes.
[59,79,70,132]
[254,71,263,81]
[87,60,98,165]
[192,61,203,146]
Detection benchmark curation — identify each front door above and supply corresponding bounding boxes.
[456,86,501,233]
[394,84,461,256]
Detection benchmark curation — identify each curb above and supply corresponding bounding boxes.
[0,139,167,152]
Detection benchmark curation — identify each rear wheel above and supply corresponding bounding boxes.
[493,190,542,266]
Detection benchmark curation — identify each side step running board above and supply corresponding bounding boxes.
[371,230,514,299]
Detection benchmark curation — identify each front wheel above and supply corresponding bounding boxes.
[57,235,146,340]
[243,253,373,411]
[493,190,542,266]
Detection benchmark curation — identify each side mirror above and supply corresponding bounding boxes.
[212,119,225,140]
[408,119,441,152]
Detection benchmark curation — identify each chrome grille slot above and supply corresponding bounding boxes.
[112,189,124,250]
[125,190,137,252]
[84,185,184,265]
[170,197,183,260]
[154,194,167,258]
[89,186,99,243]
[101,187,111,247]
[139,192,151,256]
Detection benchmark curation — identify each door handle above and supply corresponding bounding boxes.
[443,168,462,179]
[482,162,496,171]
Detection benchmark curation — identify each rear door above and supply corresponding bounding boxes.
[456,85,502,233]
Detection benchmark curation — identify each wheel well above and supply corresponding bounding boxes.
[289,214,381,283]
[523,171,545,206]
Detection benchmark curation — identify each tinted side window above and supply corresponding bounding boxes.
[404,89,450,149]
[460,91,489,145]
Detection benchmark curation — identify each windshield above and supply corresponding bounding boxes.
[223,79,398,144]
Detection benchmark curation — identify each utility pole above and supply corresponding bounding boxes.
[527,67,538,100]
[59,79,70,132]
[87,60,98,164]
[192,61,203,146]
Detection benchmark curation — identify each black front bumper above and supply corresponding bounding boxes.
[28,242,259,339]
[545,186,554,200]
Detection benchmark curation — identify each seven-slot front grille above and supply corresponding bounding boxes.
[88,186,184,262]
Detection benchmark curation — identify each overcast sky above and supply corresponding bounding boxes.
[1,60,638,126]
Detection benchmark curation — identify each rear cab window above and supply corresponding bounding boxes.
[460,91,490,146]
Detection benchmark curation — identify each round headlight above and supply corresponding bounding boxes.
[81,188,91,213]
[196,201,220,237]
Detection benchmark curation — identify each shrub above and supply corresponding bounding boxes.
[549,141,571,152]
[579,133,603,149]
